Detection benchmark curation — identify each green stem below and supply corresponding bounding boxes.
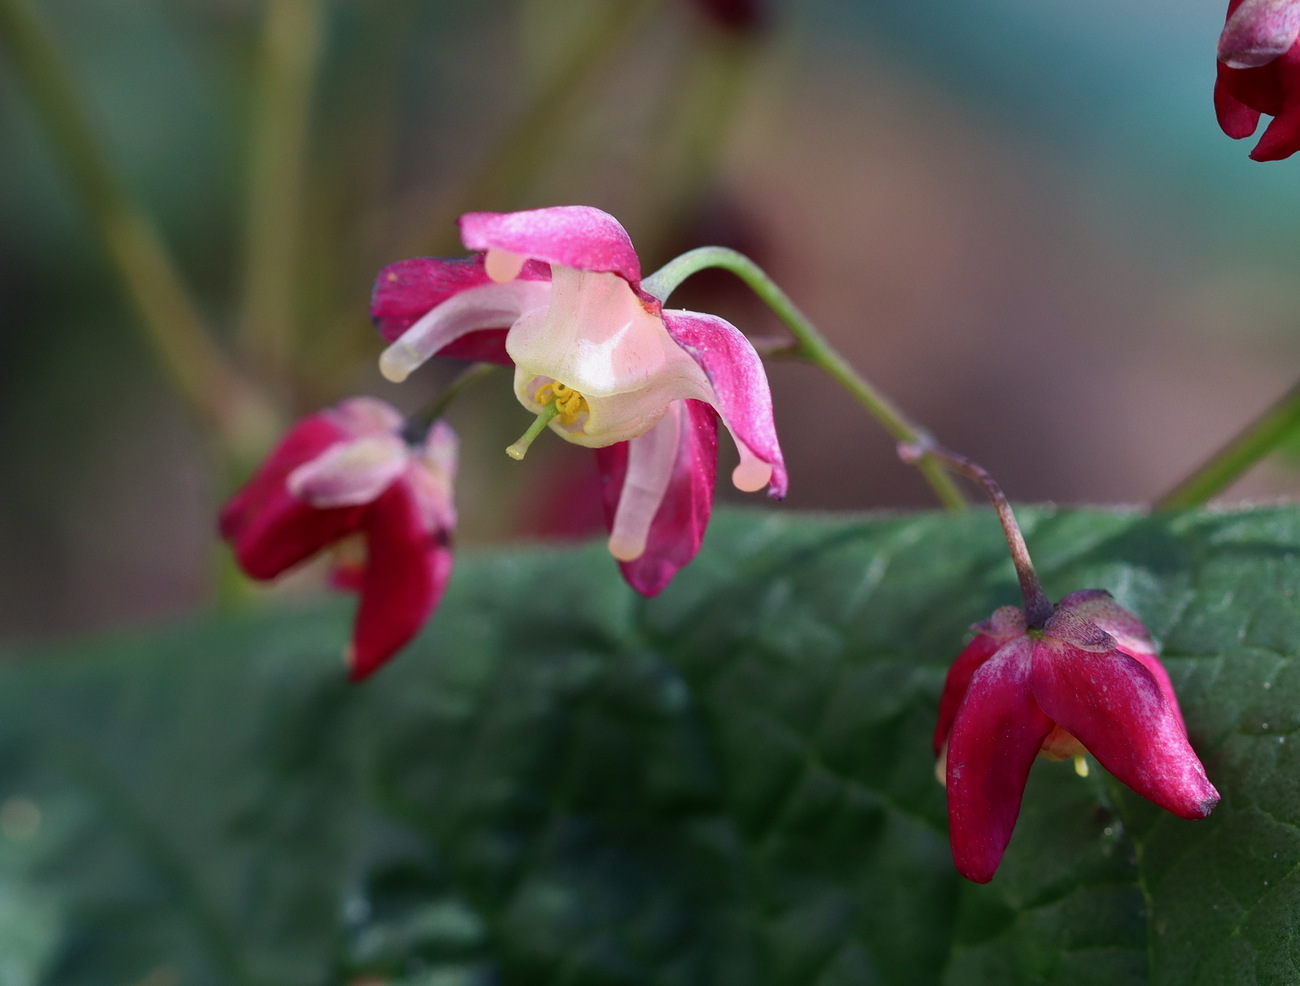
[238,0,326,385]
[1156,379,1300,509]
[0,0,277,462]
[643,247,967,510]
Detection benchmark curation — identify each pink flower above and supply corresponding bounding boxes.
[219,398,457,680]
[1215,0,1300,160]
[934,590,1219,883]
[370,205,786,596]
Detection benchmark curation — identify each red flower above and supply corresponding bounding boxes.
[935,590,1219,883]
[1215,0,1300,160]
[219,398,456,680]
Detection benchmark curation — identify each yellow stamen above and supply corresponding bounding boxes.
[534,380,589,427]
[1073,754,1090,778]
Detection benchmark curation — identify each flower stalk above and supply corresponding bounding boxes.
[900,440,1053,627]
[642,246,967,511]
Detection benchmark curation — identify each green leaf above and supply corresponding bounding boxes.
[1,506,1299,984]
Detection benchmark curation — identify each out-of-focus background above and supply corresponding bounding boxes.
[2,0,1297,639]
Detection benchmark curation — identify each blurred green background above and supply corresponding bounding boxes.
[2,0,1298,639]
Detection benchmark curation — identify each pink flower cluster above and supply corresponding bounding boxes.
[220,204,1218,884]
[222,207,785,677]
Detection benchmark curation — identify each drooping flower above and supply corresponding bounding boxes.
[219,398,457,680]
[934,589,1220,883]
[1215,0,1300,160]
[370,205,786,596]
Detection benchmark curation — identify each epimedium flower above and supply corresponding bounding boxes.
[934,589,1220,884]
[370,205,786,596]
[1215,0,1300,160]
[219,397,456,680]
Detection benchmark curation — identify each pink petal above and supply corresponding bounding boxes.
[595,400,718,597]
[1058,590,1186,733]
[327,397,406,436]
[1251,92,1300,158]
[436,328,511,363]
[1030,624,1220,820]
[349,479,454,680]
[379,279,552,383]
[219,413,368,579]
[459,207,643,286]
[288,434,410,508]
[1216,71,1264,137]
[659,310,787,498]
[371,257,493,343]
[934,611,1023,754]
[370,255,551,346]
[1057,590,1153,655]
[945,637,1054,884]
[1219,0,1300,69]
[408,420,459,534]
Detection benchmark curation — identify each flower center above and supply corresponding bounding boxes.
[535,380,589,426]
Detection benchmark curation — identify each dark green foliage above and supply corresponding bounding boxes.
[2,506,1299,984]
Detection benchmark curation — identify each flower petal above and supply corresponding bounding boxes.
[1057,590,1152,655]
[1058,589,1186,733]
[371,257,492,342]
[349,479,454,681]
[379,279,552,382]
[934,622,1012,755]
[506,267,708,445]
[409,420,459,534]
[1219,0,1300,69]
[1251,89,1300,159]
[218,412,368,580]
[660,310,787,497]
[1030,629,1220,820]
[328,396,406,435]
[945,636,1054,884]
[1216,70,1264,138]
[288,434,409,508]
[597,400,718,596]
[459,206,642,285]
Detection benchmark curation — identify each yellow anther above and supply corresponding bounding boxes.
[534,380,588,426]
[1073,754,1090,778]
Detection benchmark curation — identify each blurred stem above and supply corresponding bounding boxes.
[0,0,278,463]
[411,0,661,254]
[1156,379,1300,509]
[238,0,326,387]
[643,247,968,511]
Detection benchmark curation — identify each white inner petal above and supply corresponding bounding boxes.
[507,268,682,396]
[288,435,409,508]
[607,407,682,562]
[379,279,551,382]
[507,267,709,446]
